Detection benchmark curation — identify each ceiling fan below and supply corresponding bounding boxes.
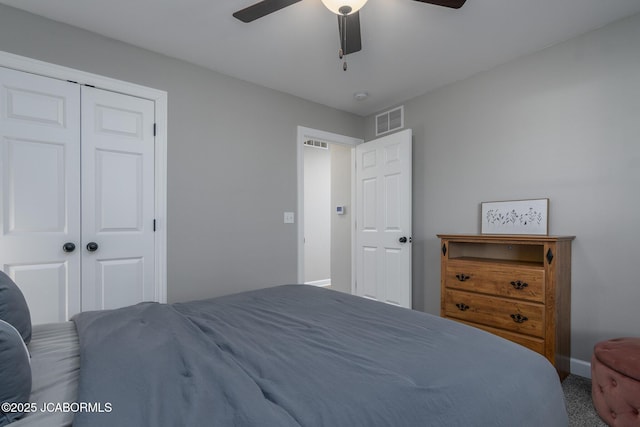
[233,0,467,69]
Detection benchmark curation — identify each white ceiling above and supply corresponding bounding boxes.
[2,0,640,116]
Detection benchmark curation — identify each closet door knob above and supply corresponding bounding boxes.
[62,242,76,253]
[86,242,99,252]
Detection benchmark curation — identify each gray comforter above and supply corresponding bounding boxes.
[72,285,568,426]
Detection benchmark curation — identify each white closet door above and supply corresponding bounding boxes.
[81,87,156,311]
[0,66,81,323]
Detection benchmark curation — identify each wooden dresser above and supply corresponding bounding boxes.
[438,234,574,379]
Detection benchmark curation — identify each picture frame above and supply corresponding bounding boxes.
[481,198,549,235]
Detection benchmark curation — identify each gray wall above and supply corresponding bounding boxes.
[365,13,640,364]
[330,143,352,294]
[0,5,363,303]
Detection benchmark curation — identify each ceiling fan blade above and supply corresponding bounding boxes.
[233,0,303,23]
[413,0,467,9]
[338,12,362,55]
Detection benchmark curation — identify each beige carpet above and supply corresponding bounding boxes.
[562,375,607,427]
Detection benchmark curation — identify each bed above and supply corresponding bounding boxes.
[5,284,568,426]
[8,322,78,427]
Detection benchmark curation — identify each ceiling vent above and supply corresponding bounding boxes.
[375,106,404,136]
[304,139,329,150]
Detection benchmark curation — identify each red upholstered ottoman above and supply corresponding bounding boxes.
[592,337,640,426]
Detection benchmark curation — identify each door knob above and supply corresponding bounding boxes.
[399,236,412,243]
[86,242,99,252]
[62,242,76,253]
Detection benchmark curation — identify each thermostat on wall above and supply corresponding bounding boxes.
[336,206,346,215]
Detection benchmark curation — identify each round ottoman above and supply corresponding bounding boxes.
[591,337,640,426]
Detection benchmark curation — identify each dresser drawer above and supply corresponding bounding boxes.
[454,319,546,355]
[443,289,545,338]
[444,260,545,303]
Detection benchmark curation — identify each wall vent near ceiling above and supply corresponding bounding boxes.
[375,105,404,136]
[304,139,329,150]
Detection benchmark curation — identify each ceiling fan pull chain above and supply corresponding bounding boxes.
[341,13,348,71]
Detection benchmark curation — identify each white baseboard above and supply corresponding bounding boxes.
[571,357,591,378]
[305,279,331,287]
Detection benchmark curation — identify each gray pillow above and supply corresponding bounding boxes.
[0,271,31,344]
[0,319,32,426]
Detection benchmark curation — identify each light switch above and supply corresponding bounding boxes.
[284,212,295,224]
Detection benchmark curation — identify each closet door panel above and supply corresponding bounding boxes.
[95,149,143,231]
[0,66,81,323]
[81,87,155,311]
[7,262,69,325]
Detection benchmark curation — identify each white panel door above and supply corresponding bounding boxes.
[355,129,412,308]
[0,66,81,323]
[81,87,155,311]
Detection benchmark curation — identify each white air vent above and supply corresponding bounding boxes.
[375,105,404,136]
[304,139,328,150]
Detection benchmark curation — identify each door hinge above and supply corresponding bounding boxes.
[153,219,157,232]
[153,123,157,136]
[84,84,95,88]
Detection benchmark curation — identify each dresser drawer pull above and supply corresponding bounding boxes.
[455,274,470,282]
[510,280,529,290]
[510,313,529,323]
[455,303,470,311]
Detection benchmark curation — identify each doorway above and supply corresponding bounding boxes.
[296,127,362,294]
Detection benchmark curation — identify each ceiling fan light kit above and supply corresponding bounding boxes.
[321,0,369,15]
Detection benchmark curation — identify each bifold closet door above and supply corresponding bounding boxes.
[1,67,157,322]
[0,66,82,324]
[80,87,156,312]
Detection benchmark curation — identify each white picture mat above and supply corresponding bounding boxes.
[481,199,549,235]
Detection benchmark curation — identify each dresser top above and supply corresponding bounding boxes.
[437,234,575,242]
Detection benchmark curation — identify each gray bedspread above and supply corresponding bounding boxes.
[72,285,568,427]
